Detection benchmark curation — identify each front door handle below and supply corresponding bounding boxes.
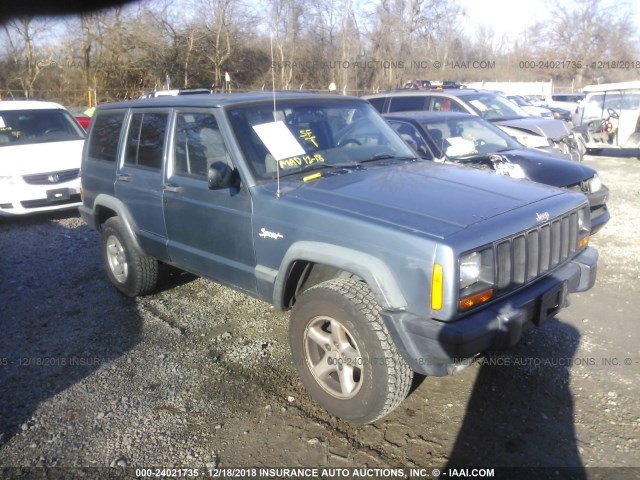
[117,173,132,181]
[163,183,183,193]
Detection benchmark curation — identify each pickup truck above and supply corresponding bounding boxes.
[80,92,597,423]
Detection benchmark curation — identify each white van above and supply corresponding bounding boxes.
[0,101,85,215]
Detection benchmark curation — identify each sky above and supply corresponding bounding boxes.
[457,0,640,43]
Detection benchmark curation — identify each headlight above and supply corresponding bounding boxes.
[458,248,495,310]
[518,134,549,148]
[460,252,482,290]
[585,174,602,193]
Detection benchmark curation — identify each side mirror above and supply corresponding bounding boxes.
[207,161,234,190]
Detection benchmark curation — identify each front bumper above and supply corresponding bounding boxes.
[0,182,81,216]
[381,247,598,376]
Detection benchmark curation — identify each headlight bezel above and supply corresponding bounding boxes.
[458,247,495,301]
[577,206,591,249]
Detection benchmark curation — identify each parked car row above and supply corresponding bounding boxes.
[0,90,609,226]
[364,88,584,161]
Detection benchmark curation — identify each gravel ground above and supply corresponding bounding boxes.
[0,154,639,479]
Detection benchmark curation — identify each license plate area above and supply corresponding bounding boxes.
[536,280,568,326]
[46,188,71,202]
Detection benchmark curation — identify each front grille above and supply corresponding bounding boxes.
[22,169,79,185]
[495,210,580,292]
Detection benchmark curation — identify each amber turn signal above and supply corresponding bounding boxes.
[577,235,589,249]
[459,289,494,311]
[431,263,443,310]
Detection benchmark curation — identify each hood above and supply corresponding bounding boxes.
[521,105,551,116]
[471,149,596,188]
[493,117,571,140]
[267,161,566,240]
[0,140,84,176]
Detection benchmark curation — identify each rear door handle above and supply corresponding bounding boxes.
[117,173,132,181]
[163,183,183,193]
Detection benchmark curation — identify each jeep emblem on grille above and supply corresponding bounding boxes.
[536,211,550,222]
[48,174,60,183]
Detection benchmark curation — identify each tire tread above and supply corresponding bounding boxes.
[102,217,158,297]
[302,278,412,422]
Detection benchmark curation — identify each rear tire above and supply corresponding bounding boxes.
[289,278,413,423]
[101,217,158,297]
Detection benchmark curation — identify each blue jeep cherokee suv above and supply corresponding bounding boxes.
[80,93,597,423]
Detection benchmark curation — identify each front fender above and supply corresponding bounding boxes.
[273,241,408,310]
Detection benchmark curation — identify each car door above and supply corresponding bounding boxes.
[115,110,170,261]
[162,109,257,294]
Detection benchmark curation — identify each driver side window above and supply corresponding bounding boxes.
[389,121,432,159]
[174,112,231,179]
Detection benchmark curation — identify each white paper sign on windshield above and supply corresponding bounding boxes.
[445,136,476,157]
[252,121,305,161]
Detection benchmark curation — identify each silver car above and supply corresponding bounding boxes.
[364,88,584,161]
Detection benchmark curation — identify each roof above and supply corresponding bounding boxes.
[0,100,67,111]
[363,88,481,99]
[383,111,475,122]
[582,81,640,93]
[97,92,363,110]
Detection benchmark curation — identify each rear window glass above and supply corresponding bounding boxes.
[388,96,430,112]
[124,112,168,170]
[88,112,126,162]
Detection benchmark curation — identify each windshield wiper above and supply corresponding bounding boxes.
[279,161,358,178]
[357,153,416,164]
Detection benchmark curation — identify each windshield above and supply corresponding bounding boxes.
[0,108,85,146]
[508,96,529,107]
[227,99,415,180]
[420,116,522,159]
[463,93,529,121]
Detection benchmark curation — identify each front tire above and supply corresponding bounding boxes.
[289,279,413,423]
[101,217,158,297]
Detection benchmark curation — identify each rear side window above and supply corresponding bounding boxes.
[388,96,429,112]
[88,112,125,162]
[367,97,386,113]
[124,112,168,170]
[430,96,467,113]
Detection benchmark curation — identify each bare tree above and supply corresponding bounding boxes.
[2,16,52,98]
[533,0,640,85]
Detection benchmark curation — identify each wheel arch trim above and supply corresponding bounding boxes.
[273,241,407,310]
[93,194,143,252]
